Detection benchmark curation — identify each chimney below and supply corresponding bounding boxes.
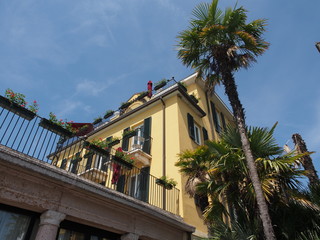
[148,81,153,98]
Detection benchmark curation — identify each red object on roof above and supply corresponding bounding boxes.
[148,81,152,98]
[70,123,94,136]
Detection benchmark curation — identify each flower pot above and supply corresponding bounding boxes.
[83,143,110,156]
[154,82,166,91]
[0,96,36,121]
[39,118,73,137]
[189,95,199,104]
[103,111,114,119]
[113,156,133,169]
[83,151,94,158]
[156,178,166,186]
[178,83,187,92]
[156,178,174,190]
[107,139,120,147]
[137,92,148,100]
[119,102,131,110]
[123,130,136,139]
[93,118,102,125]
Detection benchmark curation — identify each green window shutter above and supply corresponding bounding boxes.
[60,159,67,169]
[202,127,208,142]
[101,156,109,171]
[221,113,226,130]
[70,159,79,174]
[122,127,130,151]
[187,113,195,140]
[142,117,152,154]
[116,175,126,193]
[85,155,93,170]
[138,166,150,202]
[210,101,220,133]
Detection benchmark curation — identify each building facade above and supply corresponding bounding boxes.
[0,73,233,240]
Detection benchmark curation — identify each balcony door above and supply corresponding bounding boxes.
[129,167,150,202]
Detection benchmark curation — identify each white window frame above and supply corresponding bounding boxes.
[194,123,201,145]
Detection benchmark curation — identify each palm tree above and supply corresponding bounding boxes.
[292,133,319,185]
[176,1,273,239]
[177,125,317,239]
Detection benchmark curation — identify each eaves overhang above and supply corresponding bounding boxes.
[88,85,206,137]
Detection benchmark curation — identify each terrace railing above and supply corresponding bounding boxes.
[0,102,179,215]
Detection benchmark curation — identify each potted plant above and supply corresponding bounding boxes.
[189,94,199,104]
[83,150,94,158]
[122,128,136,139]
[113,147,134,169]
[119,101,132,110]
[93,116,103,125]
[103,110,114,119]
[39,112,73,137]
[106,137,121,147]
[136,91,148,101]
[154,79,167,91]
[83,138,110,156]
[0,89,38,121]
[156,176,177,190]
[178,82,187,92]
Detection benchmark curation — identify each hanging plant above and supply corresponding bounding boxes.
[178,82,187,92]
[113,147,134,169]
[93,116,103,125]
[119,101,132,110]
[39,118,73,137]
[136,91,148,101]
[154,79,167,91]
[189,94,199,104]
[122,129,136,138]
[156,176,177,190]
[83,139,110,156]
[106,137,121,147]
[0,89,39,121]
[103,110,114,119]
[83,150,94,158]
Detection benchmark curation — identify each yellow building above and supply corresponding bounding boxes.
[0,73,233,240]
[60,73,233,239]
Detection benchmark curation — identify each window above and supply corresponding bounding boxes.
[58,220,120,240]
[194,124,201,145]
[131,124,144,150]
[0,206,36,240]
[122,117,152,154]
[187,113,201,145]
[210,101,222,133]
[94,155,108,171]
[129,174,141,199]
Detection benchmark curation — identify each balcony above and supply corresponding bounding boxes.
[127,136,152,166]
[0,103,179,215]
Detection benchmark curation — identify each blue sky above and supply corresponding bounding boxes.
[1,0,320,174]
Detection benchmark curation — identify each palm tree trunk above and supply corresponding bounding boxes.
[221,70,276,240]
[292,133,319,185]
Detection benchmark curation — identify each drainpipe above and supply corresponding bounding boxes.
[160,96,166,210]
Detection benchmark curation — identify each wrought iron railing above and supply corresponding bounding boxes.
[0,102,179,215]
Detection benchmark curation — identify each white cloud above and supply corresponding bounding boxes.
[76,79,110,96]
